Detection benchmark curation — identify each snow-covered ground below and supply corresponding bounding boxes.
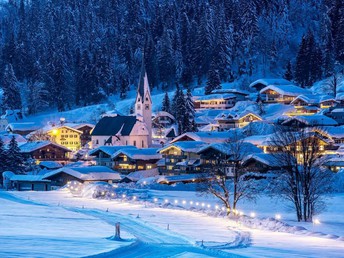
[3,189,344,258]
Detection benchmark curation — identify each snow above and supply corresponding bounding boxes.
[19,141,71,153]
[0,190,134,258]
[112,148,162,160]
[197,142,263,156]
[0,133,27,144]
[249,78,293,89]
[194,93,236,101]
[260,85,311,96]
[282,115,338,126]
[3,189,344,258]
[160,141,207,153]
[9,175,50,182]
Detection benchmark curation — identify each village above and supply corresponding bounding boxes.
[0,62,343,192]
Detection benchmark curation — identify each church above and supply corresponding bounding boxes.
[91,61,152,149]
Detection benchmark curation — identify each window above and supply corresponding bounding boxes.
[142,140,144,148]
[96,139,99,144]
[133,140,136,146]
[145,104,149,110]
[137,104,141,110]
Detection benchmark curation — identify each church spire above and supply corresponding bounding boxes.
[137,54,151,103]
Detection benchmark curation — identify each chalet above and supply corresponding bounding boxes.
[197,142,262,176]
[38,161,63,170]
[42,166,121,187]
[152,111,177,144]
[193,93,236,110]
[89,145,135,168]
[0,133,27,144]
[215,111,262,130]
[6,122,41,136]
[289,94,338,116]
[0,110,23,132]
[71,123,94,147]
[260,85,310,104]
[158,141,207,175]
[241,153,280,173]
[325,108,344,125]
[45,125,82,151]
[19,141,72,163]
[112,148,161,174]
[282,115,338,128]
[249,78,293,92]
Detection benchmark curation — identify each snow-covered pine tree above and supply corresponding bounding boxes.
[162,92,171,113]
[27,81,49,115]
[6,136,25,174]
[283,60,293,81]
[205,61,221,95]
[0,138,8,173]
[1,64,22,112]
[184,88,197,132]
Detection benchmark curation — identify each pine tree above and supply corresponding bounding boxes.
[0,138,7,173]
[1,64,22,112]
[184,88,197,132]
[6,136,25,174]
[205,61,221,95]
[162,92,170,113]
[283,60,293,81]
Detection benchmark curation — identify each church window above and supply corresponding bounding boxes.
[145,104,149,110]
[142,140,144,148]
[137,104,141,110]
[133,140,136,146]
[146,97,148,101]
[96,139,99,144]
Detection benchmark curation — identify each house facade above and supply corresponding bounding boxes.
[47,125,82,151]
[194,94,236,110]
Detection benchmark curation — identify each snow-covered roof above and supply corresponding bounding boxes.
[39,161,63,169]
[282,115,338,126]
[242,153,277,167]
[291,94,337,105]
[19,141,72,153]
[156,173,211,184]
[215,110,262,121]
[89,145,136,156]
[244,135,272,146]
[112,148,162,160]
[124,168,159,182]
[194,93,236,101]
[152,111,175,121]
[0,133,27,144]
[40,124,83,134]
[197,142,262,156]
[323,126,344,138]
[6,122,41,132]
[211,88,250,95]
[170,131,231,144]
[160,141,207,153]
[240,121,276,136]
[331,108,344,113]
[260,85,311,96]
[43,166,121,181]
[250,78,292,89]
[10,175,50,182]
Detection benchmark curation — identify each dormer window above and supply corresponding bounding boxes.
[138,98,141,102]
[146,97,148,101]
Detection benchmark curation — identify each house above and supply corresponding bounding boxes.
[89,145,135,168]
[281,115,338,127]
[71,123,94,147]
[5,122,41,136]
[260,85,311,104]
[197,142,263,176]
[19,141,72,163]
[42,166,121,187]
[92,61,152,148]
[45,125,82,151]
[241,153,280,173]
[9,175,51,191]
[38,161,63,170]
[215,111,262,130]
[112,148,161,174]
[193,93,237,110]
[325,108,344,125]
[158,141,207,175]
[324,126,344,144]
[249,78,293,92]
[289,94,338,116]
[0,133,27,144]
[152,111,177,144]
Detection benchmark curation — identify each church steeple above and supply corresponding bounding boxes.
[135,56,152,146]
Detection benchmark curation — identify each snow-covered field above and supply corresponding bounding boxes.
[2,189,344,258]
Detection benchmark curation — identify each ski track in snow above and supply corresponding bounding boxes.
[69,208,244,258]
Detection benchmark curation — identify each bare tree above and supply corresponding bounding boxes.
[269,126,334,222]
[198,131,261,215]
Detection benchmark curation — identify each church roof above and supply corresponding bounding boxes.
[91,116,137,136]
[138,58,146,102]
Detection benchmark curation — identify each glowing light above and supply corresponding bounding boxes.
[67,181,71,185]
[74,188,78,191]
[111,193,114,197]
[250,212,256,218]
[174,200,178,204]
[122,194,126,198]
[196,202,199,206]
[154,198,158,202]
[221,207,225,211]
[215,205,219,210]
[143,181,147,185]
[189,201,193,205]
[207,204,211,208]
[313,219,321,225]
[133,196,137,200]
[164,199,169,203]
[182,200,186,205]
[239,211,244,216]
[70,186,74,189]
[275,214,281,220]
[101,191,105,195]
[201,203,205,207]
[52,129,58,135]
